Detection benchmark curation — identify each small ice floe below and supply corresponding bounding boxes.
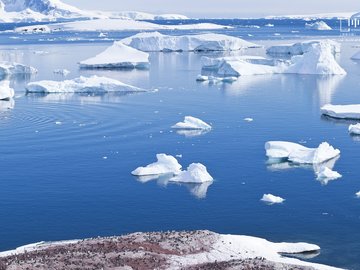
[121,32,260,52]
[244,118,253,122]
[316,167,342,185]
[175,129,210,137]
[79,42,150,69]
[53,69,70,76]
[356,191,360,198]
[0,80,15,100]
[266,40,340,55]
[26,76,146,94]
[265,23,274,27]
[169,163,213,183]
[305,21,332,30]
[321,104,360,119]
[98,32,107,38]
[55,121,62,125]
[0,61,37,77]
[261,194,285,204]
[196,75,237,83]
[172,116,212,130]
[131,154,182,176]
[349,123,360,135]
[265,141,340,164]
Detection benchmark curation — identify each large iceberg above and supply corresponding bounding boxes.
[305,21,332,30]
[170,163,213,183]
[266,40,340,55]
[0,61,37,77]
[121,32,259,52]
[172,116,212,130]
[0,80,14,100]
[321,104,360,119]
[79,42,150,69]
[265,141,340,164]
[131,154,182,176]
[26,76,145,94]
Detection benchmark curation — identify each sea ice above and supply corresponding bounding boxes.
[0,80,14,100]
[261,194,285,204]
[266,40,340,55]
[131,154,182,176]
[26,76,145,93]
[121,32,259,52]
[305,21,332,30]
[349,123,360,135]
[172,116,212,130]
[79,42,150,69]
[170,163,213,183]
[321,104,360,119]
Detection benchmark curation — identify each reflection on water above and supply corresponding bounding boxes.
[0,98,14,110]
[175,129,210,137]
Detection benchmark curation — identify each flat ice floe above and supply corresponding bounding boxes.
[265,141,340,164]
[25,76,146,93]
[79,42,150,69]
[266,40,340,55]
[305,21,332,30]
[131,154,182,176]
[172,116,212,130]
[0,80,15,100]
[170,163,214,183]
[321,104,360,119]
[349,123,360,135]
[261,194,285,204]
[121,32,259,52]
[0,61,37,77]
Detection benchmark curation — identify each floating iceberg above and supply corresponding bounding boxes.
[349,123,360,134]
[79,42,150,69]
[0,80,14,100]
[266,40,340,55]
[170,163,213,183]
[217,59,277,76]
[316,167,342,183]
[0,61,37,77]
[122,32,259,52]
[261,194,285,204]
[26,76,145,94]
[201,56,277,70]
[131,154,182,176]
[321,104,360,119]
[356,191,360,198]
[53,69,70,76]
[265,141,340,164]
[172,116,212,130]
[305,21,332,30]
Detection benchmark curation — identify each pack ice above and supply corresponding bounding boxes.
[321,104,360,119]
[79,42,150,69]
[261,194,285,204]
[172,116,212,130]
[131,154,182,176]
[266,40,340,55]
[25,76,145,93]
[349,123,360,135]
[121,32,259,52]
[0,80,14,100]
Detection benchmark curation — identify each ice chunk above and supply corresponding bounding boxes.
[79,42,150,69]
[172,116,211,130]
[131,154,182,176]
[217,59,277,76]
[265,141,340,164]
[170,163,213,183]
[267,40,340,55]
[53,69,70,76]
[349,123,360,135]
[122,32,259,52]
[316,167,342,184]
[321,104,360,119]
[305,21,332,30]
[26,76,145,93]
[0,61,37,77]
[0,80,14,100]
[356,191,360,198]
[244,118,254,122]
[261,194,285,204]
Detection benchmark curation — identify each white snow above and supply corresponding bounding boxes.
[79,42,149,69]
[26,75,145,94]
[121,32,259,52]
[266,40,340,55]
[170,163,213,183]
[53,69,70,76]
[172,116,212,130]
[0,61,37,77]
[321,104,360,119]
[349,123,360,135]
[305,21,332,30]
[261,194,285,204]
[0,80,14,100]
[316,167,342,182]
[265,141,340,164]
[131,154,182,176]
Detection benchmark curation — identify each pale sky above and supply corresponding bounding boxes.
[63,0,359,17]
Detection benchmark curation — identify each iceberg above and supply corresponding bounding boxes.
[316,167,342,184]
[265,141,340,164]
[261,194,285,204]
[131,154,182,176]
[53,69,70,76]
[321,104,360,119]
[0,61,37,77]
[0,80,14,100]
[305,21,332,30]
[172,116,212,130]
[26,76,146,94]
[201,56,277,70]
[170,163,213,183]
[79,42,150,69]
[114,11,188,20]
[266,40,340,55]
[121,32,259,52]
[349,123,360,135]
[356,191,360,198]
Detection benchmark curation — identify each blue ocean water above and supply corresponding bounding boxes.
[0,19,360,269]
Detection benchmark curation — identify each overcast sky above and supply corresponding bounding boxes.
[63,0,359,17]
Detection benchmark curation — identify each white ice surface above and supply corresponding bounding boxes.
[316,167,342,183]
[0,80,14,100]
[321,104,360,119]
[172,116,212,130]
[53,69,70,76]
[305,21,332,30]
[170,163,213,183]
[349,123,360,135]
[131,154,182,176]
